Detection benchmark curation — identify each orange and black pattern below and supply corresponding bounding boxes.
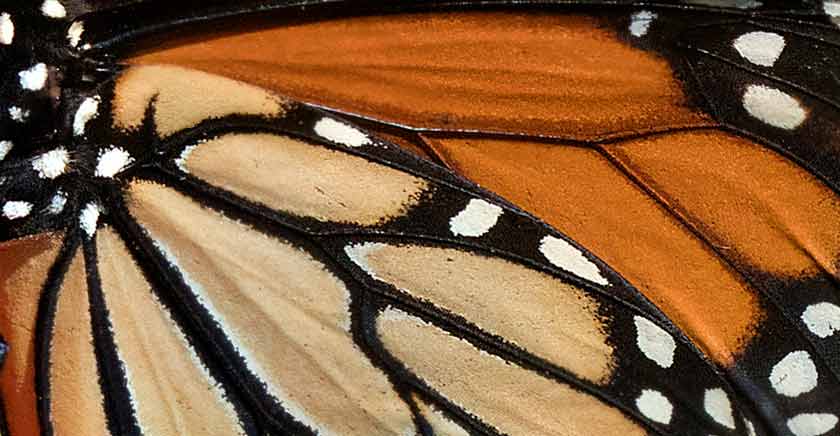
[0,1,839,435]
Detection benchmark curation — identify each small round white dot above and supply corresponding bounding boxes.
[41,0,67,19]
[95,147,134,178]
[3,201,32,220]
[539,235,609,285]
[19,63,48,91]
[733,31,785,67]
[67,20,84,48]
[634,316,676,368]
[742,85,806,130]
[449,199,503,237]
[314,117,370,148]
[47,192,67,215]
[0,140,12,161]
[787,413,838,436]
[32,148,70,179]
[636,389,672,424]
[79,203,101,237]
[704,388,735,429]
[770,350,818,397]
[802,302,840,338]
[0,13,13,45]
[73,96,100,136]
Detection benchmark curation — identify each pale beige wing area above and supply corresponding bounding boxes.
[48,249,109,436]
[413,394,470,436]
[126,181,415,436]
[95,227,247,436]
[378,308,646,436]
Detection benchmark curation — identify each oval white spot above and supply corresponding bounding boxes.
[802,302,840,338]
[32,148,70,179]
[449,199,503,237]
[733,31,785,67]
[41,0,66,18]
[73,96,100,136]
[704,388,735,429]
[770,350,818,397]
[95,147,134,178]
[744,419,757,436]
[19,63,48,91]
[0,140,12,161]
[0,13,13,45]
[634,316,676,368]
[47,192,67,215]
[538,235,608,286]
[8,106,30,122]
[787,413,839,436]
[67,20,84,47]
[3,201,32,220]
[80,203,101,237]
[636,389,672,424]
[629,10,657,37]
[314,118,370,148]
[742,85,806,130]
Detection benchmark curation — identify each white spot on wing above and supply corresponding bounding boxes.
[73,96,100,136]
[787,413,838,436]
[174,142,201,173]
[0,13,13,45]
[629,11,657,37]
[47,192,67,215]
[733,31,785,67]
[704,388,735,429]
[95,147,134,178]
[825,1,840,27]
[41,0,66,18]
[32,148,70,179]
[802,302,840,338]
[314,118,370,147]
[636,389,672,424]
[538,235,608,285]
[634,316,676,368]
[0,140,12,161]
[79,203,100,237]
[745,419,757,436]
[19,63,48,91]
[770,350,818,397]
[3,201,32,220]
[449,199,503,237]
[742,85,806,130]
[9,106,29,122]
[67,20,84,47]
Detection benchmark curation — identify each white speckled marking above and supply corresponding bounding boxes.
[32,148,70,179]
[787,413,838,436]
[629,10,657,37]
[770,350,818,397]
[174,142,202,173]
[0,140,12,160]
[9,106,29,122]
[634,316,676,368]
[744,419,757,436]
[449,199,503,237]
[733,32,785,67]
[0,13,13,45]
[344,242,387,282]
[704,388,735,429]
[67,20,84,47]
[742,85,806,130]
[19,63,48,91]
[802,302,840,338]
[41,0,66,18]
[3,201,32,220]
[73,96,100,136]
[47,192,67,215]
[314,118,370,147]
[636,389,672,424]
[79,203,100,237]
[538,235,609,285]
[95,147,134,178]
